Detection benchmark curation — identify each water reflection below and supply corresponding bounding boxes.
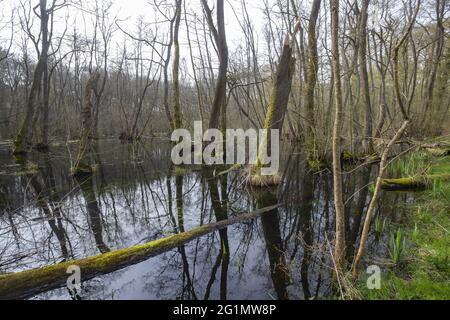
[16,153,71,262]
[204,171,230,300]
[253,188,289,300]
[0,140,406,300]
[74,172,110,254]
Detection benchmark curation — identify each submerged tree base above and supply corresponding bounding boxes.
[245,165,282,187]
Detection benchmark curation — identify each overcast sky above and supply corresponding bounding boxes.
[0,0,269,61]
[1,0,422,78]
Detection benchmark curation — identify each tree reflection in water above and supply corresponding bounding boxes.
[0,140,404,300]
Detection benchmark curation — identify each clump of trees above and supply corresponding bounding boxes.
[0,0,447,149]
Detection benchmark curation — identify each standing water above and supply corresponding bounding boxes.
[0,139,412,300]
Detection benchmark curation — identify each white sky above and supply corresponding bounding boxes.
[1,0,428,78]
[0,0,269,62]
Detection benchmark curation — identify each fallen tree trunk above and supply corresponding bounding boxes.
[381,174,450,191]
[0,204,280,300]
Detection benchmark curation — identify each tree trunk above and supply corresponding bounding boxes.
[359,0,373,153]
[201,0,229,130]
[73,72,100,175]
[12,0,50,154]
[172,0,183,130]
[381,173,450,191]
[422,0,446,130]
[330,0,346,274]
[248,23,300,186]
[305,0,322,159]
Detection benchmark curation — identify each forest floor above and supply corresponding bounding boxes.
[358,146,450,299]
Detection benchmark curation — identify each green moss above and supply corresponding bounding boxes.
[254,88,277,172]
[12,133,26,155]
[342,151,355,161]
[307,158,328,171]
[381,174,450,190]
[264,91,277,130]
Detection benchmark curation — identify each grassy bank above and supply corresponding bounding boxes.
[359,150,450,300]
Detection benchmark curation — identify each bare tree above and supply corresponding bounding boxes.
[330,0,346,274]
[201,0,228,130]
[12,0,61,154]
[305,0,322,160]
[352,0,421,278]
[358,0,373,153]
[172,0,182,129]
[73,72,100,175]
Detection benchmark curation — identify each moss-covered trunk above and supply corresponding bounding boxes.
[73,73,99,175]
[0,204,279,300]
[305,0,322,160]
[381,174,450,191]
[358,0,373,153]
[249,29,297,186]
[330,0,346,273]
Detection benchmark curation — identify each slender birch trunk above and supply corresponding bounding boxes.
[330,0,346,273]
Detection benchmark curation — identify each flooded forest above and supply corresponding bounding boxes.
[0,0,449,300]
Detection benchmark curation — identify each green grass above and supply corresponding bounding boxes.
[430,157,450,175]
[359,153,450,300]
[388,228,406,265]
[361,271,449,300]
[388,150,430,178]
[374,216,386,237]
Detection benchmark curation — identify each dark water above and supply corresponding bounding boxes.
[0,139,412,300]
